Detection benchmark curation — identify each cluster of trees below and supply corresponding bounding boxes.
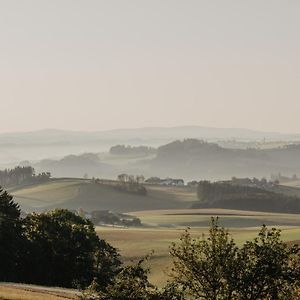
[117,173,145,184]
[82,219,300,299]
[91,211,141,227]
[194,180,300,213]
[77,209,142,227]
[0,166,51,188]
[0,189,120,288]
[110,145,156,156]
[116,174,147,195]
[93,176,147,196]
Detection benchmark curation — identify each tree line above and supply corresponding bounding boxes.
[194,180,300,213]
[0,166,51,188]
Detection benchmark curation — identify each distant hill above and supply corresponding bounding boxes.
[35,153,115,178]
[148,139,300,180]
[1,126,299,146]
[193,180,300,214]
[1,126,300,167]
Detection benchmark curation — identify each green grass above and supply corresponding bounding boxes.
[130,208,300,228]
[9,179,197,213]
[97,207,300,286]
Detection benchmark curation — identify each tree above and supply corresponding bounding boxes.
[169,219,239,299]
[22,209,121,288]
[118,173,129,182]
[236,226,300,299]
[168,219,300,299]
[136,175,145,184]
[81,255,183,300]
[0,188,23,282]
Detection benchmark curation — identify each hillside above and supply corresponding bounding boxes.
[191,180,300,213]
[149,139,300,180]
[1,126,300,169]
[10,179,197,213]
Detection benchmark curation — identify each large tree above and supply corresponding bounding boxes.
[22,209,121,288]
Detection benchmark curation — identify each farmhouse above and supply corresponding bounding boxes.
[145,177,184,186]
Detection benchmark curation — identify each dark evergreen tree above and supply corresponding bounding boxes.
[0,188,23,282]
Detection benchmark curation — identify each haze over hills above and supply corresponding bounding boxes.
[1,127,300,181]
[1,126,300,168]
[1,126,300,145]
[24,139,300,182]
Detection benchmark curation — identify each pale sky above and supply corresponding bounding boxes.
[0,0,300,133]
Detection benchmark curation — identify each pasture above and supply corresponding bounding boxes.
[97,208,300,287]
[9,179,197,212]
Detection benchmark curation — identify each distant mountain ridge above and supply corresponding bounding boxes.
[1,126,300,146]
[1,126,300,170]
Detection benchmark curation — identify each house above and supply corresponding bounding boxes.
[172,179,184,186]
[145,177,184,186]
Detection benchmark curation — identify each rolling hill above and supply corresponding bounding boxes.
[9,179,197,213]
[149,139,300,180]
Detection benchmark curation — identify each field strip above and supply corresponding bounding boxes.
[0,283,80,299]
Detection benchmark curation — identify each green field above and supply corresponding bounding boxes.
[98,225,300,287]
[8,179,197,213]
[97,208,300,287]
[130,208,300,228]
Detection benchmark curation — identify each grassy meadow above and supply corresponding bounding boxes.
[9,179,197,213]
[97,208,300,287]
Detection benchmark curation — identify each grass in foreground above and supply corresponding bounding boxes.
[0,284,77,300]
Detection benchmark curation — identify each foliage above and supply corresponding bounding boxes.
[81,256,155,300]
[0,166,50,188]
[169,219,239,299]
[195,180,300,213]
[169,218,300,299]
[21,209,121,288]
[236,226,300,299]
[91,210,142,227]
[82,255,183,300]
[0,188,23,282]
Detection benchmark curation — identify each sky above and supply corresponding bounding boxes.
[0,0,300,133]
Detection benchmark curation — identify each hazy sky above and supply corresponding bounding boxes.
[0,0,300,133]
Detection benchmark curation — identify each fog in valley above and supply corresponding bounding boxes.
[1,1,300,298]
